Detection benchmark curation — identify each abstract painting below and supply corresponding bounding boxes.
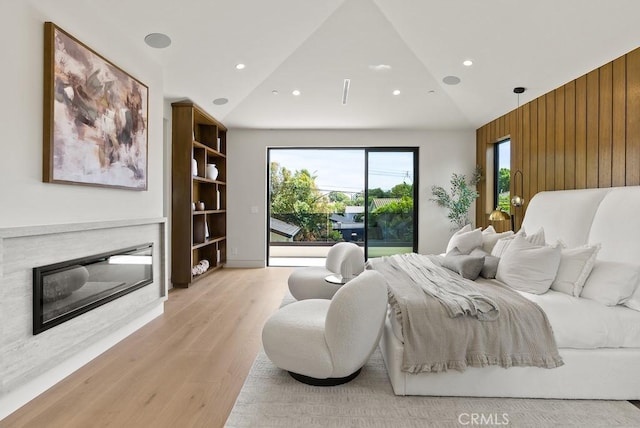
[43,22,148,190]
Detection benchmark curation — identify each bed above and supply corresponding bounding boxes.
[370,186,640,398]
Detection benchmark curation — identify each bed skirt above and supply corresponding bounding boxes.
[379,317,640,399]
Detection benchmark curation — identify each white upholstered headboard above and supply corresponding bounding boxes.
[521,186,640,265]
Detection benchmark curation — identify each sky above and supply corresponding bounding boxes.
[269,149,414,195]
[498,140,511,170]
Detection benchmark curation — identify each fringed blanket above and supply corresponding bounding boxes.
[367,253,564,374]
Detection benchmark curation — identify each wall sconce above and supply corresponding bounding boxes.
[511,170,524,207]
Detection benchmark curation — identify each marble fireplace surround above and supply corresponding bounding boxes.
[0,218,167,419]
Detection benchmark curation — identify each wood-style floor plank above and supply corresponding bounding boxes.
[1,267,291,428]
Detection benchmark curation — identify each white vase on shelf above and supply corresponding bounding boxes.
[206,164,219,180]
[192,159,198,176]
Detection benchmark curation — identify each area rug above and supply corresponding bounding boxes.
[225,347,640,427]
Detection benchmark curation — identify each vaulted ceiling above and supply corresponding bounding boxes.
[90,0,640,130]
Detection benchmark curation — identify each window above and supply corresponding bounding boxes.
[494,139,511,214]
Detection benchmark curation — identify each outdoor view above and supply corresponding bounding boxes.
[269,148,415,262]
[496,140,511,213]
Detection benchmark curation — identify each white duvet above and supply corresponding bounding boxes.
[390,278,640,349]
[511,286,640,349]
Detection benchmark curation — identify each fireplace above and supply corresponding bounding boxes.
[33,243,153,334]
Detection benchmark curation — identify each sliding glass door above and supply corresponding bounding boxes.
[267,147,418,265]
[365,148,418,258]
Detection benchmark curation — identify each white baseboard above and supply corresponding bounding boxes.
[0,301,164,421]
[224,260,266,268]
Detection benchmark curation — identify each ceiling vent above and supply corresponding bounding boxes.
[342,79,351,105]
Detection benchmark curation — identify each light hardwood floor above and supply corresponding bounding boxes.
[1,267,291,428]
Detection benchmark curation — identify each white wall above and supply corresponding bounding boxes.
[0,0,165,228]
[0,0,166,417]
[226,129,476,267]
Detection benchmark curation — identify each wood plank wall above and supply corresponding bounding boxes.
[476,47,640,231]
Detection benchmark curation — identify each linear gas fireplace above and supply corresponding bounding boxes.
[33,243,153,334]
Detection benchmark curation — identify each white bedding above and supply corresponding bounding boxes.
[389,278,640,349]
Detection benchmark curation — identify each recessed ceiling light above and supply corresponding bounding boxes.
[392,89,401,96]
[443,76,461,85]
[144,33,171,49]
[292,89,301,96]
[428,90,436,94]
[369,64,392,71]
[463,60,473,66]
[235,63,246,70]
[213,98,228,105]
[272,90,279,95]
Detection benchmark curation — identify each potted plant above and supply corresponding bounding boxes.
[430,166,482,229]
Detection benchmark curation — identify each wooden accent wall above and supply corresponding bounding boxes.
[476,47,640,231]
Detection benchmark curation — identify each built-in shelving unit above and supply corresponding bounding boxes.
[171,101,227,288]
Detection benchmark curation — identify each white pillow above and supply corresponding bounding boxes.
[446,225,482,254]
[490,227,546,258]
[495,235,562,294]
[551,243,601,296]
[580,261,640,306]
[481,226,514,253]
[523,227,546,246]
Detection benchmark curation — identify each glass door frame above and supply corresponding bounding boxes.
[364,147,419,259]
[266,146,419,265]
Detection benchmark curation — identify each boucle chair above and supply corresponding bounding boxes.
[288,242,365,300]
[262,270,388,385]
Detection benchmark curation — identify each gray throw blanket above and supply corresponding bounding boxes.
[367,253,564,373]
[381,253,499,321]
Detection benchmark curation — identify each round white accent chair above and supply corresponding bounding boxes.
[287,242,365,300]
[262,270,388,386]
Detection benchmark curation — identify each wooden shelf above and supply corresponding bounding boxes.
[193,176,226,185]
[191,264,223,283]
[171,100,227,288]
[193,140,226,158]
[193,209,226,215]
[192,236,226,250]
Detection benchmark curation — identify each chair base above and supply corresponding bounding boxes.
[288,368,362,386]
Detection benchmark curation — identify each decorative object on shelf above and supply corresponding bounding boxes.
[206,163,219,180]
[192,158,198,176]
[217,249,221,264]
[217,137,221,151]
[191,259,210,276]
[205,222,210,239]
[197,201,205,211]
[192,202,196,211]
[216,189,221,209]
[431,166,483,229]
[43,22,148,190]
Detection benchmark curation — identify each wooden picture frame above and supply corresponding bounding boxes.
[43,22,149,190]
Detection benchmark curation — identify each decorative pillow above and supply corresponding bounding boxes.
[580,261,640,306]
[495,235,562,294]
[446,225,482,255]
[550,243,601,296]
[442,247,484,280]
[523,227,546,246]
[470,248,500,279]
[481,226,514,253]
[490,227,545,258]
